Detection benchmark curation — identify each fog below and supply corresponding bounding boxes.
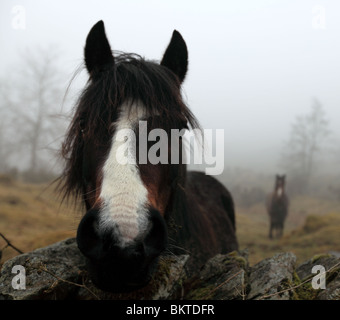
[0,0,340,183]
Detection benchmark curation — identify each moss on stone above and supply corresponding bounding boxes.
[325,266,340,284]
[156,258,172,280]
[185,284,215,300]
[288,271,320,300]
[223,251,248,270]
[311,253,332,264]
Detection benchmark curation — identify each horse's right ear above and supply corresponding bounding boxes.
[161,30,188,83]
[84,20,114,75]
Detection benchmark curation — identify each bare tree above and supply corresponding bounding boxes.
[0,47,68,179]
[0,116,11,172]
[280,98,330,194]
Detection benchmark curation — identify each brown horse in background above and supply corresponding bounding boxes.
[266,175,289,239]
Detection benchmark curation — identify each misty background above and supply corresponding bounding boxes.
[0,0,339,201]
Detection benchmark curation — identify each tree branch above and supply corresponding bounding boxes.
[0,233,24,254]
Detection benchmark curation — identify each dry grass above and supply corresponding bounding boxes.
[1,176,340,268]
[236,196,340,265]
[0,177,81,262]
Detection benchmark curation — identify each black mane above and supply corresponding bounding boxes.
[59,52,200,202]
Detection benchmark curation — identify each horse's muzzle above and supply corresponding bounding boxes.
[76,207,168,292]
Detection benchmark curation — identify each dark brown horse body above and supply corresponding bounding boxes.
[169,171,237,274]
[266,175,289,239]
[60,21,238,292]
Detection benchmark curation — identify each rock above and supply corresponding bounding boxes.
[328,251,340,258]
[247,252,296,300]
[184,250,249,300]
[296,254,339,281]
[0,238,189,300]
[317,274,340,300]
[1,238,340,300]
[296,254,340,300]
[0,238,86,300]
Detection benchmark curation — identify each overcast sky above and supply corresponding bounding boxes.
[1,0,340,173]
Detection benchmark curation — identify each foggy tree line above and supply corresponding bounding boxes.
[230,99,337,201]
[0,48,69,182]
[220,100,338,201]
[280,98,332,195]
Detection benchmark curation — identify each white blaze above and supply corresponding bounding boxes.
[99,103,149,246]
[277,187,283,197]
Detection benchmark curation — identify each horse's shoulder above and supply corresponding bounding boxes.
[186,170,236,228]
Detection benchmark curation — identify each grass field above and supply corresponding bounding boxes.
[1,176,340,267]
[0,176,80,263]
[236,196,340,265]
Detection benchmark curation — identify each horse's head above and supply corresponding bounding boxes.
[275,174,286,197]
[60,21,198,292]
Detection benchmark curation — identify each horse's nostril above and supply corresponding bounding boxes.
[134,242,145,256]
[76,208,109,260]
[143,209,168,257]
[121,242,145,262]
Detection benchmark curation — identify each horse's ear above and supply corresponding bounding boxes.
[84,20,114,75]
[161,30,188,83]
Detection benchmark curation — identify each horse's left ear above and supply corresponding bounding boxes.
[84,20,114,75]
[161,30,188,83]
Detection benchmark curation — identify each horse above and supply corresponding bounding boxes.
[59,20,238,293]
[266,174,289,239]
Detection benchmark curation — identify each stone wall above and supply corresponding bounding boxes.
[0,238,339,300]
